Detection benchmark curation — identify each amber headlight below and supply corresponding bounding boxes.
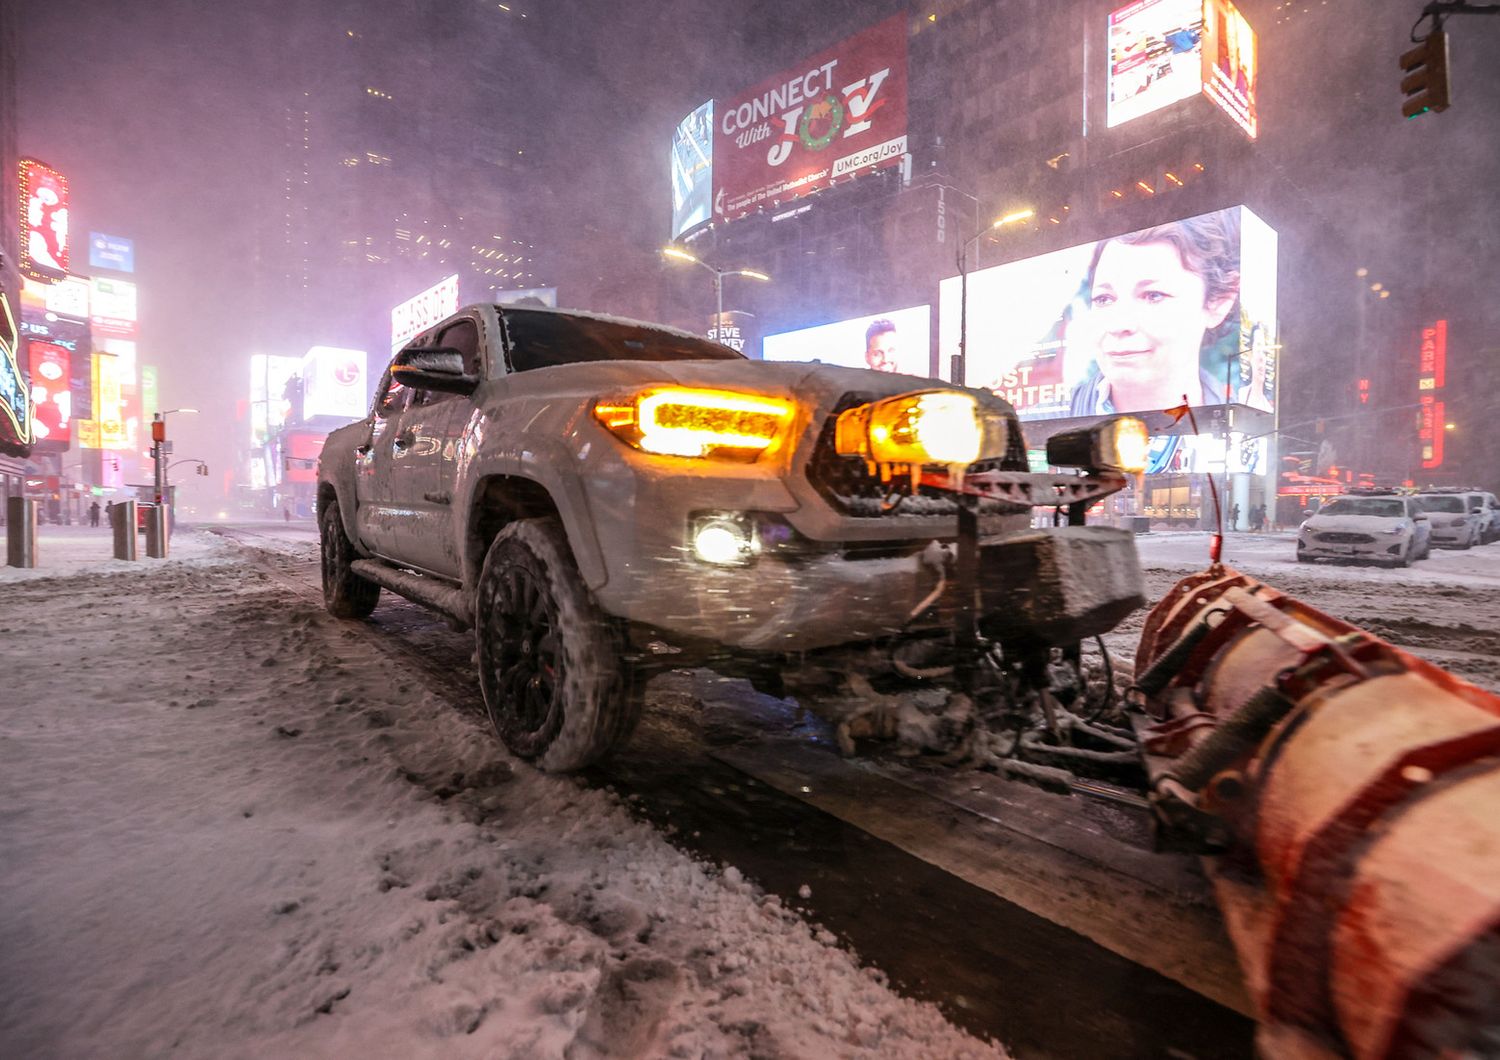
[1045,416,1150,473]
[834,390,1009,467]
[593,387,795,460]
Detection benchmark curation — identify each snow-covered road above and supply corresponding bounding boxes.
[0,528,1002,1059]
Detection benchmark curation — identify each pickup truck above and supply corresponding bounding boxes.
[318,304,1147,770]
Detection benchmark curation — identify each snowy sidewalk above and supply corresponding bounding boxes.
[0,541,1003,1059]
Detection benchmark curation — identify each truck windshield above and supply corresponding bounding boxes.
[501,308,743,371]
[1318,498,1404,518]
[1417,496,1465,514]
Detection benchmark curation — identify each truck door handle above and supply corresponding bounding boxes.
[393,431,414,451]
[355,443,372,456]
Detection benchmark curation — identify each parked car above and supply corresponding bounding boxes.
[1462,489,1500,544]
[1296,492,1431,567]
[317,304,1149,771]
[1414,492,1482,550]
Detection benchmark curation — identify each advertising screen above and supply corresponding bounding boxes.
[670,101,714,238]
[141,365,159,421]
[391,274,459,352]
[1143,431,1266,475]
[94,353,126,448]
[938,205,1278,420]
[21,275,90,320]
[1107,0,1204,128]
[763,304,932,377]
[1201,0,1258,137]
[495,286,558,307]
[19,159,70,284]
[282,431,326,485]
[249,354,302,445]
[714,16,907,223]
[301,346,368,419]
[90,277,138,336]
[1417,319,1446,470]
[27,341,71,448]
[88,232,136,273]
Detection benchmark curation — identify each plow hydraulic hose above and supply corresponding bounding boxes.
[1132,567,1500,1060]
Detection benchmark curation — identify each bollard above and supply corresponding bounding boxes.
[6,497,37,568]
[145,505,168,559]
[112,500,138,561]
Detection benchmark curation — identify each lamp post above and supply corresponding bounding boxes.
[956,208,1034,386]
[150,407,198,556]
[662,247,770,343]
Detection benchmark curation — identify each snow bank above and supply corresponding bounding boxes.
[0,550,1004,1058]
[0,524,235,583]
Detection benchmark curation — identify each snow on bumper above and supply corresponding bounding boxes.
[1297,530,1411,561]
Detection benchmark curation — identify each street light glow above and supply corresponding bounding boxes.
[994,208,1035,227]
[661,246,699,264]
[735,269,771,282]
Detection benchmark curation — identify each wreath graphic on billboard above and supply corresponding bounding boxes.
[798,95,845,150]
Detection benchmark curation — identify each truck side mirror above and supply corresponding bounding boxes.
[391,346,479,395]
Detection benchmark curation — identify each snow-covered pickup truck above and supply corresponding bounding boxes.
[317,304,1148,770]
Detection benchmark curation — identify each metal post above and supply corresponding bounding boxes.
[145,505,167,558]
[714,269,723,339]
[957,245,969,386]
[112,500,138,561]
[6,496,36,568]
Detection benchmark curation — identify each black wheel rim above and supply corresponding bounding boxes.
[320,514,337,589]
[486,565,562,736]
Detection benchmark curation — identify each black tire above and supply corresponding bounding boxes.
[474,518,642,771]
[320,498,380,618]
[1296,552,1312,564]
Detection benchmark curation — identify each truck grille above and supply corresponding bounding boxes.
[1316,531,1376,544]
[805,393,1031,518]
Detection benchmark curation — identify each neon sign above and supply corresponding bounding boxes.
[1417,319,1446,470]
[19,159,70,284]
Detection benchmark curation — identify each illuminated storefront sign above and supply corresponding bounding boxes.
[1417,319,1446,470]
[938,204,1277,421]
[671,101,714,238]
[19,159,70,284]
[0,292,32,453]
[27,340,72,448]
[714,16,908,222]
[390,274,459,352]
[763,304,932,377]
[300,346,368,419]
[1107,0,1258,138]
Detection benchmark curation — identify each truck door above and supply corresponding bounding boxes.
[396,316,482,578]
[353,365,411,560]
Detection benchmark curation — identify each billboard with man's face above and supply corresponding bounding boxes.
[763,304,932,378]
[714,16,907,223]
[938,205,1277,421]
[670,101,714,239]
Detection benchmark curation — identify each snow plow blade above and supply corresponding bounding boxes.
[1130,566,1500,1059]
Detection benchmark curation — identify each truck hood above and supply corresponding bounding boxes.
[1305,514,1409,533]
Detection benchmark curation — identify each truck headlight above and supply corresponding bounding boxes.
[689,513,757,566]
[1045,416,1150,474]
[594,387,794,461]
[834,390,1008,467]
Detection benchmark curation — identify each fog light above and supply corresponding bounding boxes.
[691,516,756,566]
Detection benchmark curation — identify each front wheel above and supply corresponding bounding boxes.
[320,498,380,618]
[474,518,642,771]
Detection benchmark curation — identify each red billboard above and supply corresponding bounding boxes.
[19,159,71,284]
[714,16,908,223]
[1417,319,1446,470]
[27,340,71,449]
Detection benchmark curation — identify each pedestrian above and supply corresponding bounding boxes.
[283,505,291,523]
[1250,504,1265,532]
[1229,502,1240,530]
[105,500,115,527]
[88,500,101,527]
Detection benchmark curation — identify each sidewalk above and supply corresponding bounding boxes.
[0,524,231,583]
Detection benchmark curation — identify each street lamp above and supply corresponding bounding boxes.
[956,208,1034,386]
[661,247,771,339]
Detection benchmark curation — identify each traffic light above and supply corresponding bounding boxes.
[1400,30,1451,118]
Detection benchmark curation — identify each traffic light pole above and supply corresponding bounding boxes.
[150,413,168,559]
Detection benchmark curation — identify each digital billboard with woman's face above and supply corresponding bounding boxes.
[937,205,1276,421]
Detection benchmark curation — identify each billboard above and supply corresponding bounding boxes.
[94,353,126,448]
[282,430,326,485]
[21,274,89,320]
[763,304,932,377]
[391,274,459,352]
[19,159,71,284]
[714,16,908,223]
[249,354,302,445]
[938,205,1278,421]
[301,346,368,420]
[1143,431,1266,476]
[90,277,138,336]
[1417,319,1446,470]
[88,232,136,273]
[1106,0,1257,138]
[141,365,159,421]
[495,286,558,307]
[27,341,72,448]
[670,101,714,238]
